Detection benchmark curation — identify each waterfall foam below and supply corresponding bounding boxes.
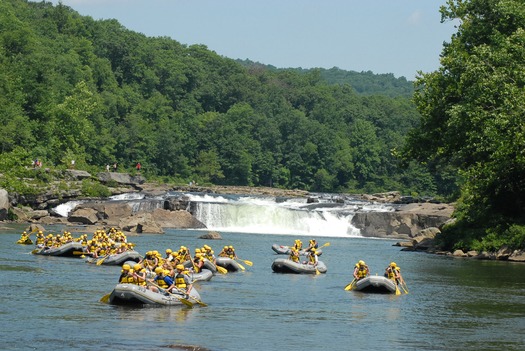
[187,193,393,237]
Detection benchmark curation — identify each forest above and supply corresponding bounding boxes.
[0,0,450,198]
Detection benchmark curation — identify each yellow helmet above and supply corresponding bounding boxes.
[176,264,184,270]
[122,264,131,270]
[224,246,228,250]
[229,246,233,249]
[133,264,142,271]
[390,262,397,267]
[195,248,201,253]
[195,253,202,257]
[154,267,164,275]
[359,260,365,266]
[164,270,171,276]
[166,249,172,254]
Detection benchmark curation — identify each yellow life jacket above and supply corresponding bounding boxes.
[357,266,368,278]
[308,253,316,264]
[156,276,168,289]
[289,252,299,263]
[175,274,187,289]
[387,267,399,280]
[119,274,131,284]
[136,270,146,286]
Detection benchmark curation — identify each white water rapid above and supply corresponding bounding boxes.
[52,191,396,238]
[182,193,395,237]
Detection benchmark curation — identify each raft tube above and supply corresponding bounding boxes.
[271,258,327,274]
[353,276,397,294]
[271,244,323,256]
[32,242,84,257]
[215,257,243,272]
[85,250,142,265]
[108,283,201,306]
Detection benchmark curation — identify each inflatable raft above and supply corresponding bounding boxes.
[216,257,244,272]
[271,258,327,274]
[271,244,323,256]
[32,242,84,257]
[189,269,213,282]
[86,250,142,265]
[108,283,201,306]
[353,276,397,294]
[183,259,218,274]
[17,238,33,245]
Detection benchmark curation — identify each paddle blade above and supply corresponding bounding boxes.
[100,293,111,303]
[318,242,330,249]
[344,282,355,291]
[178,297,194,308]
[237,262,246,271]
[96,258,105,266]
[395,285,401,295]
[216,266,228,274]
[242,259,253,266]
[189,296,208,307]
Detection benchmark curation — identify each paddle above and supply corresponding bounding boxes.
[148,282,193,307]
[100,292,111,303]
[344,278,357,291]
[215,264,228,274]
[236,261,246,271]
[188,295,207,307]
[394,279,401,295]
[96,254,110,265]
[400,280,409,294]
[315,266,321,275]
[319,242,331,249]
[237,258,253,266]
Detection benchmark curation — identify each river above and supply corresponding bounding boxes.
[1,224,524,351]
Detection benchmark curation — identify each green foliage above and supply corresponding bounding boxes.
[0,0,449,201]
[405,0,525,249]
[80,179,111,198]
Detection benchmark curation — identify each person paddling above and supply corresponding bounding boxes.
[384,262,403,284]
[304,248,318,267]
[353,260,370,281]
[173,264,193,298]
[289,247,300,263]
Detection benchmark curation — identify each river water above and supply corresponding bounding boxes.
[1,224,524,351]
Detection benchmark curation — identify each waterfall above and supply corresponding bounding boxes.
[53,191,395,238]
[183,193,393,237]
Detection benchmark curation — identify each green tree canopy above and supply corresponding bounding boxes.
[404,0,525,250]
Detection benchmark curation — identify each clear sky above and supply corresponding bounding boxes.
[43,0,457,80]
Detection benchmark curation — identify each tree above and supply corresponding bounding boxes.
[404,0,525,249]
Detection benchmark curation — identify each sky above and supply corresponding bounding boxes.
[42,0,458,80]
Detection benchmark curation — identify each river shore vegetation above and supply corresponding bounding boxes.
[1,0,524,252]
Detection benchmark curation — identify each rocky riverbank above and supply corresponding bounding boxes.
[1,171,523,262]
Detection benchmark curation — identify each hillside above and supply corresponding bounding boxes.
[0,0,456,199]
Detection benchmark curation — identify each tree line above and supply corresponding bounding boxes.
[1,0,450,198]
